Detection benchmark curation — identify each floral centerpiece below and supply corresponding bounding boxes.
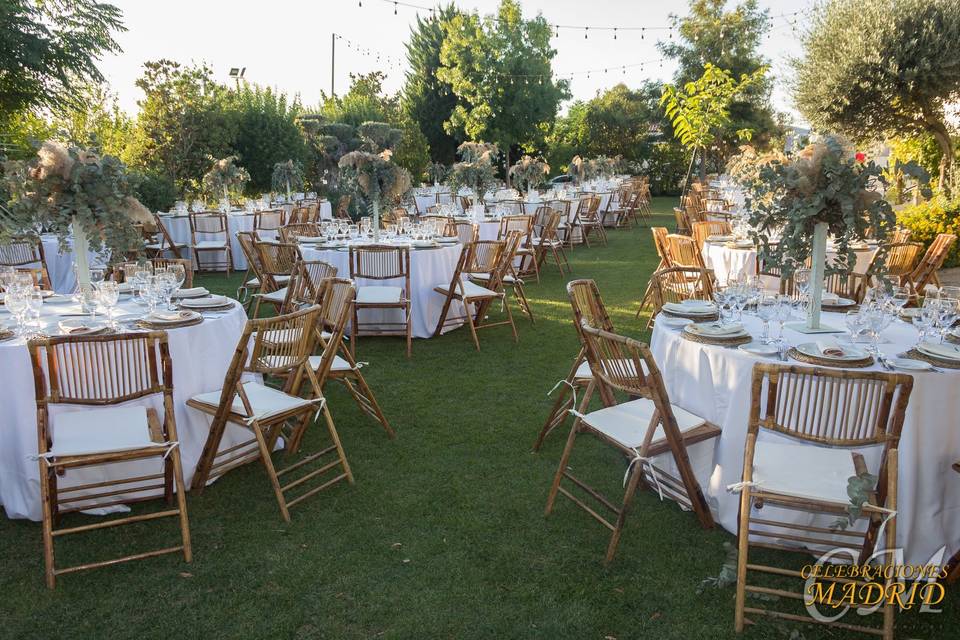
[508,155,550,195]
[202,156,250,209]
[272,159,305,203]
[1,141,149,290]
[447,142,499,206]
[734,136,895,330]
[338,150,411,241]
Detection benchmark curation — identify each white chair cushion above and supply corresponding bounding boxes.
[752,441,858,504]
[460,280,499,298]
[574,358,647,379]
[308,354,355,371]
[275,274,291,284]
[51,406,156,456]
[356,285,402,304]
[467,272,517,284]
[194,240,228,249]
[191,381,314,422]
[245,277,261,287]
[259,287,288,303]
[581,398,706,449]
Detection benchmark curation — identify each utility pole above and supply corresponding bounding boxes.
[331,33,336,97]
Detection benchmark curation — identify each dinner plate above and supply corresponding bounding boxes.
[663,301,716,315]
[142,310,201,325]
[889,357,933,372]
[656,315,692,329]
[796,342,868,361]
[684,322,747,337]
[738,341,780,357]
[437,237,459,243]
[58,319,109,336]
[917,341,960,361]
[172,287,210,299]
[824,297,856,307]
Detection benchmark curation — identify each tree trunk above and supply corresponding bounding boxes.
[923,113,954,196]
[699,149,708,183]
[505,146,511,189]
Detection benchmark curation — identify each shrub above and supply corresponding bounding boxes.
[896,194,960,268]
[132,170,178,212]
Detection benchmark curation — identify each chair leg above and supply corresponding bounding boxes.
[169,446,193,562]
[319,402,354,484]
[533,352,585,451]
[502,294,519,343]
[605,459,644,563]
[349,372,396,439]
[406,301,412,358]
[464,300,481,351]
[513,283,535,323]
[39,462,56,589]
[433,293,454,338]
[251,420,291,522]
[544,419,581,516]
[351,305,359,360]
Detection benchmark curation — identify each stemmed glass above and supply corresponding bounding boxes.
[99,281,120,329]
[5,286,28,336]
[772,295,792,344]
[793,268,811,314]
[713,287,731,325]
[845,310,867,344]
[157,271,178,310]
[888,286,910,312]
[168,263,186,294]
[914,299,941,345]
[0,266,15,292]
[863,303,893,356]
[26,287,44,333]
[936,297,959,343]
[756,294,778,344]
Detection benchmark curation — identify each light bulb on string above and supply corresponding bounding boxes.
[613,27,617,40]
[641,28,645,40]
[394,2,397,15]
[584,27,589,39]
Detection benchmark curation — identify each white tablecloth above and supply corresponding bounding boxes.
[649,311,960,564]
[158,202,331,271]
[0,298,252,521]
[702,242,877,287]
[300,242,464,338]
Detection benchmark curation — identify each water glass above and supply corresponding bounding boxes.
[99,281,120,328]
[27,287,44,329]
[845,310,867,344]
[5,287,27,335]
[756,294,778,344]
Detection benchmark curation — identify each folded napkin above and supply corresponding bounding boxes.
[689,322,744,336]
[918,341,960,360]
[821,292,840,303]
[815,340,847,357]
[172,287,209,299]
[180,294,228,307]
[145,310,198,323]
[664,300,715,315]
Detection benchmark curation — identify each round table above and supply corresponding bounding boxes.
[0,296,251,521]
[649,310,960,564]
[702,241,877,287]
[300,241,464,338]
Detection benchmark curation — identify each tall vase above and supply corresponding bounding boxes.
[372,198,381,243]
[806,221,828,330]
[285,179,291,203]
[72,217,91,292]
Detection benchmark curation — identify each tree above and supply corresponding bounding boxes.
[0,0,124,122]
[659,0,779,155]
[124,60,237,193]
[436,0,570,182]
[661,63,765,183]
[403,4,464,164]
[793,0,960,192]
[229,84,307,191]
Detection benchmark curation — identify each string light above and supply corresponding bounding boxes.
[613,27,617,40]
[584,27,588,40]
[394,2,397,14]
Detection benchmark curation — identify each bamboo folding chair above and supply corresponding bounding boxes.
[252,241,301,317]
[188,306,352,522]
[29,332,192,588]
[305,278,395,438]
[235,231,266,309]
[433,240,518,350]
[0,237,52,289]
[533,279,617,451]
[450,220,478,244]
[635,228,674,319]
[281,259,337,313]
[533,210,570,276]
[189,212,233,274]
[279,222,322,243]
[546,199,574,247]
[903,233,957,298]
[891,227,912,244]
[545,323,719,562]
[673,207,691,234]
[692,220,733,249]
[634,182,652,224]
[734,364,913,640]
[348,245,412,358]
[574,195,607,247]
[143,213,188,259]
[664,233,707,269]
[498,214,539,283]
[254,209,286,237]
[483,229,534,322]
[646,266,715,330]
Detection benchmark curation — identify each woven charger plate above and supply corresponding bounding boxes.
[136,315,204,330]
[904,348,960,370]
[682,328,752,347]
[787,347,873,369]
[178,302,236,313]
[662,309,720,322]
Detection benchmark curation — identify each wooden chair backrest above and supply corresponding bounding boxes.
[285,260,337,311]
[349,244,410,281]
[279,223,322,243]
[908,233,957,292]
[651,227,671,265]
[665,234,705,268]
[254,209,285,231]
[540,211,563,244]
[450,221,478,244]
[152,213,181,254]
[748,363,912,448]
[189,212,228,236]
[649,266,715,311]
[236,231,265,281]
[692,220,733,249]
[567,279,615,342]
[876,241,924,278]
[673,207,691,234]
[498,215,533,244]
[336,195,351,219]
[0,237,44,267]
[152,258,194,288]
[319,278,356,331]
[256,241,301,279]
[578,323,669,413]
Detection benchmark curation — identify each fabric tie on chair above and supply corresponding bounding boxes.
[725,480,764,493]
[623,451,664,501]
[547,377,578,410]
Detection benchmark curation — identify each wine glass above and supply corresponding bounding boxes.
[936,297,959,343]
[26,287,44,332]
[845,310,867,344]
[773,295,793,343]
[0,266,15,292]
[99,281,120,329]
[793,268,811,312]
[888,286,910,311]
[168,263,186,293]
[5,286,27,336]
[756,294,778,344]
[915,299,941,345]
[158,272,178,310]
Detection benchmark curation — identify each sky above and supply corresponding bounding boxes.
[97,0,812,124]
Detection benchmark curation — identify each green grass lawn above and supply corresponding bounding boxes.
[0,197,955,639]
